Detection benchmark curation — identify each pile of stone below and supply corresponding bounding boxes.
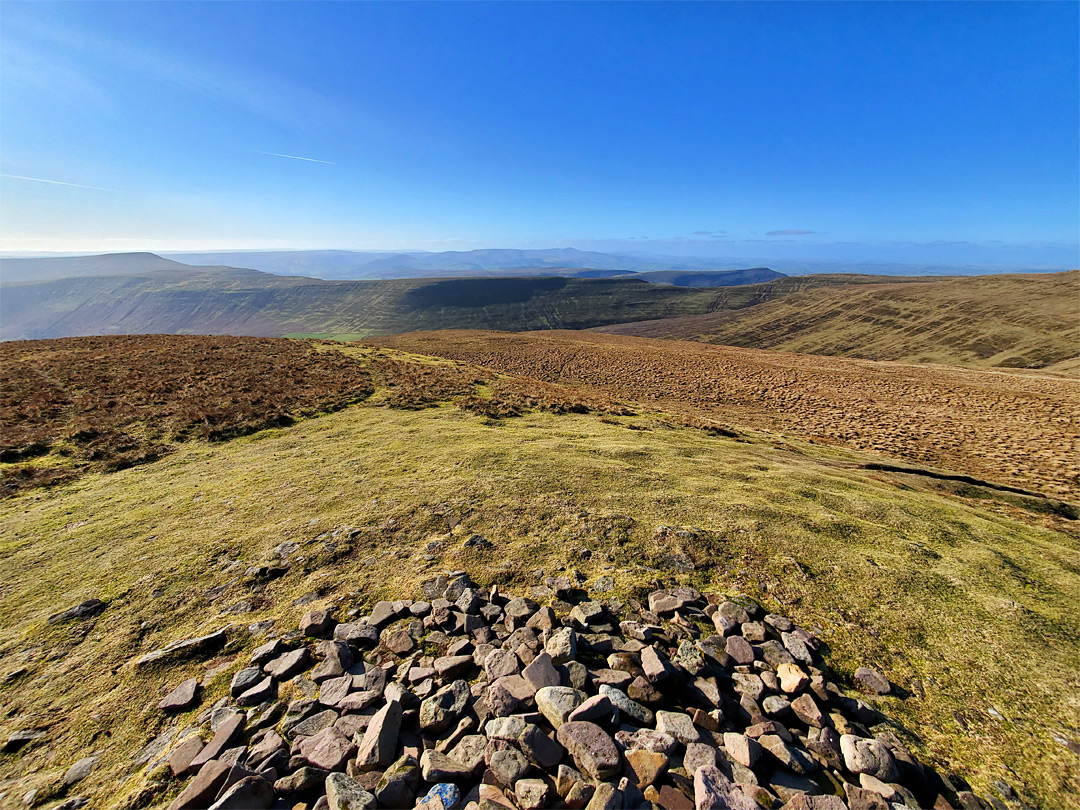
[133,573,994,810]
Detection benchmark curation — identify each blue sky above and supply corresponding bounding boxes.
[1,1,1077,266]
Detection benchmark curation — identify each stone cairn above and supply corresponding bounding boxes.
[124,573,994,810]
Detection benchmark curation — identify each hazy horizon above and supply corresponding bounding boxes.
[2,2,1077,267]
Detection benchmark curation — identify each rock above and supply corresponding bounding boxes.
[275,766,331,794]
[546,627,577,664]
[448,734,488,774]
[585,781,622,810]
[515,778,549,810]
[730,673,764,701]
[694,766,759,810]
[626,748,668,788]
[419,783,462,810]
[569,602,605,627]
[656,784,693,810]
[369,601,399,627]
[758,640,795,668]
[522,651,561,691]
[237,676,276,707]
[335,623,380,647]
[300,726,356,771]
[355,698,403,771]
[135,629,228,667]
[598,684,654,725]
[683,742,717,773]
[159,677,200,711]
[854,666,892,696]
[641,645,675,683]
[535,686,587,728]
[648,587,701,615]
[435,655,474,679]
[489,747,531,786]
[791,693,826,727]
[762,695,791,717]
[301,608,335,637]
[518,723,565,769]
[839,735,900,781]
[384,629,416,656]
[505,597,540,619]
[375,755,421,808]
[568,694,616,723]
[166,760,232,810]
[618,728,678,755]
[487,716,527,740]
[48,599,106,625]
[671,641,705,676]
[229,666,262,696]
[420,680,471,732]
[208,776,275,810]
[655,710,699,745]
[421,750,475,782]
[293,709,340,738]
[169,735,205,777]
[63,756,98,786]
[556,720,620,780]
[484,649,520,679]
[722,733,760,768]
[777,662,809,694]
[758,734,816,775]
[264,647,311,679]
[326,772,377,810]
[783,796,849,810]
[724,636,755,666]
[189,712,245,770]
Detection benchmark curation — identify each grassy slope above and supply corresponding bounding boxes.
[595,271,1080,373]
[0,346,1077,808]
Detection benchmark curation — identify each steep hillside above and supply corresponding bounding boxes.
[0,338,1076,808]
[595,271,1080,373]
[0,274,732,341]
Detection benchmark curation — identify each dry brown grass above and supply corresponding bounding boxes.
[0,336,375,495]
[370,330,1080,503]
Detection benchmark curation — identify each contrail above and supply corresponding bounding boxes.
[252,150,334,165]
[1,174,119,192]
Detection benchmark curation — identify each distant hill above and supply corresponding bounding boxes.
[160,248,655,279]
[0,252,198,282]
[596,270,1080,373]
[626,267,785,287]
[0,269,741,341]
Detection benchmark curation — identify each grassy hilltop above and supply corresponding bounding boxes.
[596,271,1080,374]
[0,337,1077,808]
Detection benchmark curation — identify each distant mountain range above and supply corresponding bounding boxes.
[0,251,793,341]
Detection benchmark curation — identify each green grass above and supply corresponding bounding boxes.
[0,383,1077,807]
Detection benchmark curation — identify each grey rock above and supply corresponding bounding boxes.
[420,680,471,732]
[519,723,565,769]
[325,772,377,810]
[655,710,699,745]
[598,684,654,725]
[264,647,311,679]
[136,629,228,667]
[355,698,403,771]
[694,766,759,810]
[546,627,577,664]
[420,749,475,782]
[230,666,264,697]
[489,747,531,786]
[208,776,275,810]
[48,599,106,625]
[63,756,98,786]
[375,755,421,808]
[521,651,561,692]
[535,686,587,729]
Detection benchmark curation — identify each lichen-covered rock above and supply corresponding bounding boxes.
[556,721,620,780]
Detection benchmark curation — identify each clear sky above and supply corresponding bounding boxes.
[1,1,1077,266]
